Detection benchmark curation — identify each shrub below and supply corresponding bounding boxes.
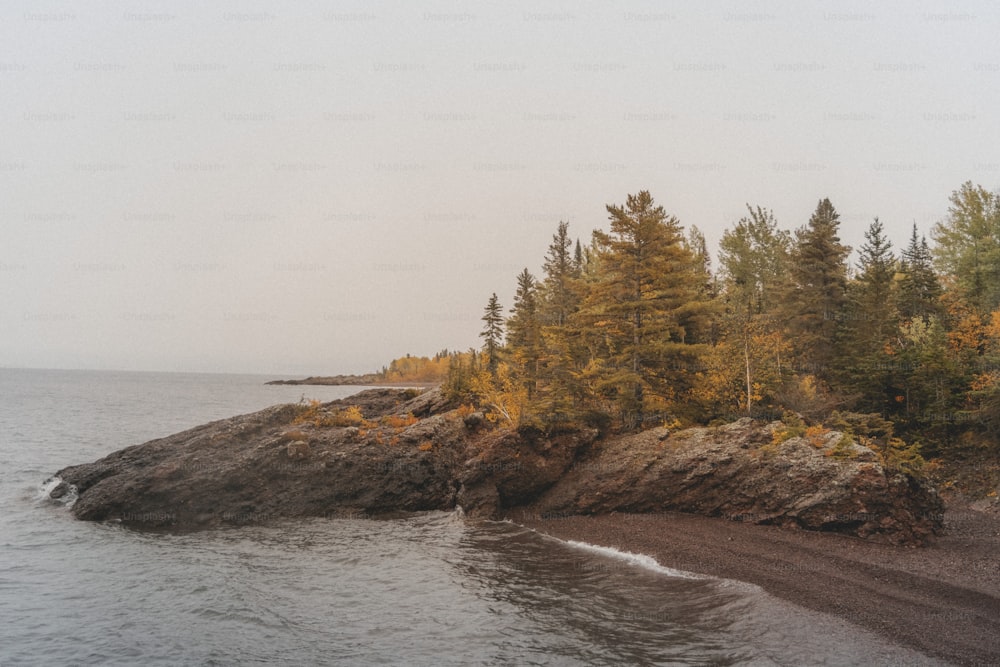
[805,424,831,448]
[294,401,370,428]
[827,412,927,476]
[771,411,807,445]
[382,413,419,429]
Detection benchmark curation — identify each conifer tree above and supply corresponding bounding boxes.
[506,268,542,397]
[786,198,850,380]
[583,190,712,427]
[540,221,578,326]
[897,224,942,322]
[480,293,504,376]
[842,218,900,413]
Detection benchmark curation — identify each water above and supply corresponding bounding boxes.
[0,368,941,665]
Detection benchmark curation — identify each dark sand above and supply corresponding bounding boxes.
[516,506,1000,666]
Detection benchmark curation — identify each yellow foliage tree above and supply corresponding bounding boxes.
[470,362,527,427]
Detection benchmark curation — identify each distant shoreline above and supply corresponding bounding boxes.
[266,375,439,388]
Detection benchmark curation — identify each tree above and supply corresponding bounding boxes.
[540,221,578,326]
[932,181,1000,313]
[896,224,941,322]
[786,198,850,380]
[573,238,584,274]
[532,221,589,420]
[842,218,900,413]
[582,190,713,427]
[480,293,504,376]
[716,205,793,415]
[506,268,542,397]
[718,205,791,314]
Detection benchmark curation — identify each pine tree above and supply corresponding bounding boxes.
[506,268,542,397]
[540,221,578,326]
[532,221,589,420]
[480,293,504,376]
[786,198,850,380]
[897,224,942,322]
[842,218,900,413]
[582,190,713,427]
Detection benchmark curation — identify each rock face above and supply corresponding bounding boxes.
[51,389,943,544]
[528,419,943,545]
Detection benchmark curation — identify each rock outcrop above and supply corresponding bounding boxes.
[50,389,943,544]
[526,419,943,545]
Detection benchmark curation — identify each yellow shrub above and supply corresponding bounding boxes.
[382,413,419,429]
[334,406,367,426]
[805,424,830,448]
[294,401,369,428]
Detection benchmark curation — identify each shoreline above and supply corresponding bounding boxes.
[514,506,1000,666]
[266,378,439,388]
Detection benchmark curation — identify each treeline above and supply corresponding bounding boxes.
[376,351,454,384]
[449,183,1000,453]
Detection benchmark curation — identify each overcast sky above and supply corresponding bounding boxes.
[2,1,998,375]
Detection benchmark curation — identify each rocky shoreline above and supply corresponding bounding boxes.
[51,388,943,545]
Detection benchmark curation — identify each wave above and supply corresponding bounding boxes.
[38,476,77,507]
[512,523,706,580]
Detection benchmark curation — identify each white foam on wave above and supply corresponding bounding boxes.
[37,476,78,506]
[561,538,704,580]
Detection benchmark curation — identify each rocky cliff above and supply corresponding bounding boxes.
[50,388,943,544]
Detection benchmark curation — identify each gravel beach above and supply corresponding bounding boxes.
[516,506,1000,666]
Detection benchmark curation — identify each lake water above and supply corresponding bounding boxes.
[0,368,941,665]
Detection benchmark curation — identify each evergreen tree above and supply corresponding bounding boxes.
[506,268,542,397]
[582,190,712,427]
[540,221,578,326]
[842,218,900,413]
[480,293,504,376]
[532,221,589,420]
[786,198,850,380]
[896,224,942,322]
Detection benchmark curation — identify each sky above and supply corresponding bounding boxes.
[2,0,998,375]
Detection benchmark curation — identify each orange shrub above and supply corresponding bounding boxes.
[805,424,830,448]
[382,413,419,429]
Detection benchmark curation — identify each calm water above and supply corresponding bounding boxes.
[0,368,940,665]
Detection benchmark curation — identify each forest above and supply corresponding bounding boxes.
[436,182,1000,481]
